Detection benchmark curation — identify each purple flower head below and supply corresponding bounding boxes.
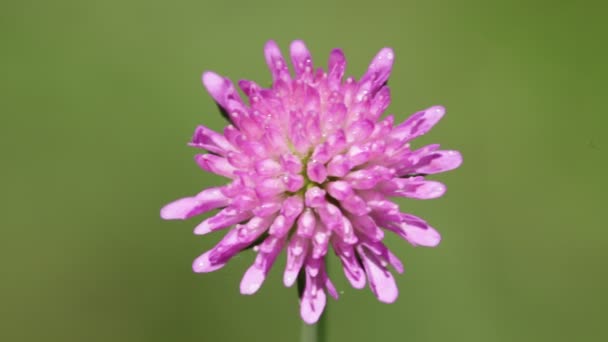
[161,40,462,324]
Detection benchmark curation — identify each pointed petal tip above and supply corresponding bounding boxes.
[160,202,180,220]
[201,71,222,89]
[160,198,193,220]
[193,220,211,235]
[449,150,464,169]
[378,47,395,61]
[289,39,307,52]
[409,226,442,247]
[377,287,399,304]
[192,252,224,273]
[283,272,297,287]
[264,40,281,59]
[418,181,447,199]
[201,71,231,106]
[240,266,265,295]
[329,48,346,62]
[428,105,446,120]
[264,39,278,49]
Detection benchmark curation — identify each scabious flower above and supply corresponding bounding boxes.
[161,40,462,324]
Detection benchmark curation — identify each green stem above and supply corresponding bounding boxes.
[301,315,325,342]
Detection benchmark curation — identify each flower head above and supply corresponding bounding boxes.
[161,40,462,324]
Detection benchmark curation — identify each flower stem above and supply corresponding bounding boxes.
[301,315,325,342]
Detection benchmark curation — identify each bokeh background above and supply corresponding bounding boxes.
[2,0,607,341]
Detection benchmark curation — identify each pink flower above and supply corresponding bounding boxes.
[161,40,462,324]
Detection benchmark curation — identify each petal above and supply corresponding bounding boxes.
[300,259,328,324]
[284,171,303,191]
[240,236,285,294]
[280,153,303,174]
[290,40,313,79]
[358,246,398,303]
[240,265,266,295]
[284,235,309,287]
[345,166,394,190]
[382,214,442,247]
[359,238,404,274]
[323,103,347,133]
[189,125,235,155]
[255,178,287,198]
[195,154,237,178]
[192,249,225,273]
[304,186,326,208]
[264,40,291,82]
[237,79,262,98]
[306,160,327,183]
[350,215,384,242]
[326,155,351,177]
[360,47,394,95]
[255,158,282,177]
[402,224,441,247]
[282,195,304,220]
[391,105,445,142]
[332,239,366,289]
[201,71,245,112]
[311,223,331,259]
[369,86,391,120]
[381,177,447,199]
[160,187,230,220]
[193,216,273,273]
[194,208,252,235]
[296,209,316,238]
[325,277,339,300]
[345,119,374,144]
[411,150,463,175]
[346,144,372,167]
[327,48,346,89]
[300,285,326,325]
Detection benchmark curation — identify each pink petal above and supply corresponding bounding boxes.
[359,246,398,303]
[360,47,394,95]
[327,48,346,89]
[280,153,303,174]
[382,214,442,247]
[255,158,282,177]
[296,209,316,238]
[300,287,326,325]
[382,178,447,199]
[240,265,266,295]
[290,40,313,79]
[391,105,445,142]
[192,220,269,273]
[201,71,244,112]
[402,224,441,247]
[284,235,309,287]
[195,154,237,178]
[304,187,326,208]
[194,208,252,235]
[333,239,366,289]
[306,160,327,183]
[160,187,229,220]
[264,40,291,82]
[189,125,235,155]
[240,236,285,294]
[300,260,328,324]
[369,86,391,120]
[411,150,463,175]
[345,119,374,144]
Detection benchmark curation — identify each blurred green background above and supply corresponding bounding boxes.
[1,0,607,341]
